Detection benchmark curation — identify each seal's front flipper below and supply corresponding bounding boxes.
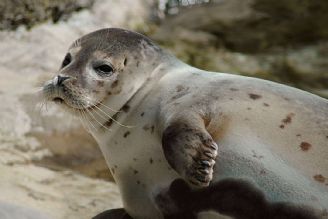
[92,208,132,219]
[162,113,218,187]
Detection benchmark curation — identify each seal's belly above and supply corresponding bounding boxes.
[99,72,328,218]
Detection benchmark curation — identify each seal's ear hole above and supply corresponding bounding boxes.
[123,58,127,66]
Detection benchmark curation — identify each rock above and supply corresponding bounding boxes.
[155,0,328,53]
[0,201,51,219]
[0,0,95,30]
[151,0,328,98]
[0,164,121,219]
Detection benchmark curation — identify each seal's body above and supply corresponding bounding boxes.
[43,28,328,219]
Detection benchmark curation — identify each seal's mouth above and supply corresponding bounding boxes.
[52,97,64,104]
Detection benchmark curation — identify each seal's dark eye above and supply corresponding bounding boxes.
[95,64,114,75]
[62,53,71,68]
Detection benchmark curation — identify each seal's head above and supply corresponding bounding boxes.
[43,28,163,112]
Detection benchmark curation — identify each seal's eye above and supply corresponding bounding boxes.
[94,64,114,75]
[62,53,71,68]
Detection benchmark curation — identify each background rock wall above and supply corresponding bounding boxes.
[151,0,328,97]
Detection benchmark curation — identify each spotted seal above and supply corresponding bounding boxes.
[42,28,328,219]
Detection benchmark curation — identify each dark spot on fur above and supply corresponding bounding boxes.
[296,134,301,137]
[104,114,119,128]
[171,87,190,101]
[97,81,104,87]
[313,174,326,183]
[230,88,238,91]
[111,80,119,88]
[280,124,285,129]
[124,58,127,66]
[300,142,312,151]
[249,93,262,100]
[156,178,319,219]
[104,119,113,128]
[149,158,153,164]
[247,107,252,110]
[133,169,138,174]
[133,158,137,161]
[140,112,145,117]
[107,91,112,95]
[114,165,118,169]
[282,113,295,125]
[123,131,130,138]
[229,98,233,100]
[263,103,270,107]
[137,180,140,185]
[151,125,155,134]
[122,104,130,112]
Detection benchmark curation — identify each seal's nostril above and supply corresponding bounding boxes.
[54,75,70,86]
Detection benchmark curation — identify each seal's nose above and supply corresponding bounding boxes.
[53,75,70,86]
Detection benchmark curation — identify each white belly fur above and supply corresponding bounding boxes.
[95,71,328,219]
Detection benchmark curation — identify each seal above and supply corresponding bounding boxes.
[42,28,328,219]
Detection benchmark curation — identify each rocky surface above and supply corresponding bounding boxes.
[151,0,328,97]
[0,0,95,30]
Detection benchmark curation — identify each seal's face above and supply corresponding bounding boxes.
[43,47,125,110]
[43,28,156,112]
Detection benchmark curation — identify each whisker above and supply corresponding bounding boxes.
[91,103,134,129]
[80,107,97,132]
[94,100,122,113]
[84,106,112,132]
[68,86,121,113]
[77,110,91,132]
[81,95,121,113]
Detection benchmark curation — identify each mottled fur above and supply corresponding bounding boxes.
[43,28,328,219]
